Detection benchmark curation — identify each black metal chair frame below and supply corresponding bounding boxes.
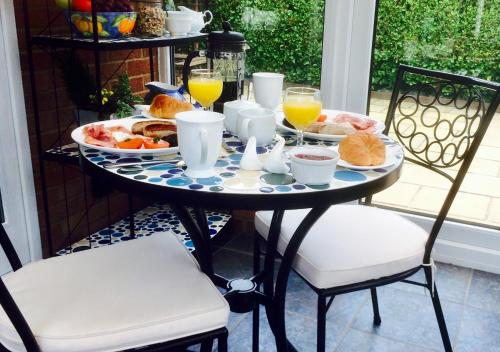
[253,64,500,352]
[0,224,228,352]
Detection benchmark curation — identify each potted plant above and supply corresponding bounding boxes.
[108,73,143,119]
[57,51,142,125]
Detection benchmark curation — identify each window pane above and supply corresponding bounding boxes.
[210,1,324,88]
[369,0,500,227]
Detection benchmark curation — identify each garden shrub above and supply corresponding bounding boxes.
[210,0,499,90]
[210,0,324,85]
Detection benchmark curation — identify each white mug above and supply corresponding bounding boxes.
[237,108,276,146]
[176,111,225,178]
[223,100,260,134]
[252,72,285,110]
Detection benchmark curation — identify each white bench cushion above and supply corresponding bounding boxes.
[255,205,428,289]
[0,234,229,352]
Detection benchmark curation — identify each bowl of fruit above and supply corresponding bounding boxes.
[60,0,137,39]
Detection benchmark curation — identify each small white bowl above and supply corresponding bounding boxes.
[289,147,339,185]
[165,16,192,36]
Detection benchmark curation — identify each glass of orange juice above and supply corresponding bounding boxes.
[283,87,322,146]
[188,69,223,110]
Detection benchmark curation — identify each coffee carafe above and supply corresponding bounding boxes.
[182,21,248,112]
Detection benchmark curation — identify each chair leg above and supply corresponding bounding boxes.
[429,286,453,351]
[252,233,261,352]
[317,295,327,352]
[370,287,382,325]
[218,332,228,352]
[200,340,214,352]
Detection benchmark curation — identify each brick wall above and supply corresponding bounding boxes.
[13,0,157,256]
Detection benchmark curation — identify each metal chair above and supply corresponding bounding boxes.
[254,64,500,352]
[0,223,229,352]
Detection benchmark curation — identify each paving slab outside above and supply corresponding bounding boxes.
[368,93,500,227]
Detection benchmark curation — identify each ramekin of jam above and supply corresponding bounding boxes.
[289,147,339,185]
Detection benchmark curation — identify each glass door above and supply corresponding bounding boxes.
[368,0,500,228]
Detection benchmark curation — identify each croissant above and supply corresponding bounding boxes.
[338,133,385,166]
[149,94,192,119]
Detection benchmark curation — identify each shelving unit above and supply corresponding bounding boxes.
[22,0,209,256]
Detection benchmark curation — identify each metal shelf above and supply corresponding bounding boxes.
[31,33,208,51]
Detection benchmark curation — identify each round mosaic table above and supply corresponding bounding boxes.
[81,131,403,210]
[80,130,404,352]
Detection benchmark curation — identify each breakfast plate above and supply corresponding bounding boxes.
[335,145,400,170]
[275,109,385,141]
[71,117,179,156]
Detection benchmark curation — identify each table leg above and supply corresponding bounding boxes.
[192,207,213,257]
[267,205,330,352]
[169,204,214,277]
[262,210,284,336]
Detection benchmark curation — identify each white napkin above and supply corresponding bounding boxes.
[240,136,263,171]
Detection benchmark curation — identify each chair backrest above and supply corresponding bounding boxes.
[0,224,40,351]
[384,64,500,263]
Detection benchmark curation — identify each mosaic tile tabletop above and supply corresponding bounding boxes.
[81,131,404,195]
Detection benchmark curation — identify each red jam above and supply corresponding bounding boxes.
[295,154,333,161]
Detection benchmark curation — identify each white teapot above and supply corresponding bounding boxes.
[177,6,213,33]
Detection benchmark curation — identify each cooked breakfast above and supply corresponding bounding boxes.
[338,133,386,166]
[149,94,193,119]
[83,120,177,150]
[284,113,378,136]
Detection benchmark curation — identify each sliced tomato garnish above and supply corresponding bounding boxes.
[143,138,170,149]
[317,114,327,122]
[116,138,143,149]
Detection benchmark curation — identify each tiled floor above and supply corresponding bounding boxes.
[211,231,500,352]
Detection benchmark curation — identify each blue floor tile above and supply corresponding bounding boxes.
[335,329,433,352]
[227,306,339,352]
[213,248,254,279]
[351,286,463,351]
[455,306,500,352]
[391,263,472,304]
[467,270,500,315]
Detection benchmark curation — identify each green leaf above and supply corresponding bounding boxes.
[100,30,110,37]
[112,14,127,27]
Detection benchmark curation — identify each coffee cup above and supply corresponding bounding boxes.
[236,108,276,146]
[223,100,260,135]
[176,111,225,178]
[252,72,285,110]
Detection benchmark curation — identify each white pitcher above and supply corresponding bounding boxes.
[178,6,213,33]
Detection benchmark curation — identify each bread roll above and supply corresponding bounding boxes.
[338,133,385,166]
[149,94,192,119]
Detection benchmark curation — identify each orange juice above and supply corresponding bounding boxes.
[188,78,223,108]
[283,100,322,130]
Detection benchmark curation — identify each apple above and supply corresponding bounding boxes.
[72,0,92,12]
[54,0,72,9]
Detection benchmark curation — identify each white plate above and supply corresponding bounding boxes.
[71,117,178,156]
[336,145,400,170]
[275,109,385,141]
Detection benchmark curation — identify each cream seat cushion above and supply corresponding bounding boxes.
[0,234,229,352]
[255,205,428,289]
